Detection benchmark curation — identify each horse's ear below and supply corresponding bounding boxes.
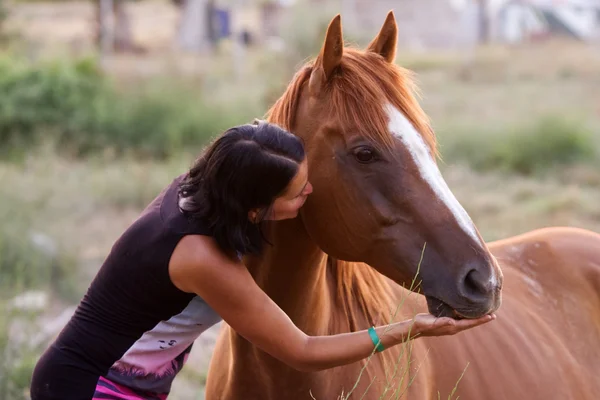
[309,14,343,96]
[367,10,398,63]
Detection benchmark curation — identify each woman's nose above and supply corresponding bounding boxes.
[305,182,313,195]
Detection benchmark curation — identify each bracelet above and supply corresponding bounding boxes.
[368,326,385,352]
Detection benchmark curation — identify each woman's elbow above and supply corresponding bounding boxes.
[263,336,320,372]
[285,358,324,373]
[281,337,327,373]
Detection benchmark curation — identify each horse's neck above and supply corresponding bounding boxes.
[240,218,422,390]
[244,218,401,336]
[244,217,333,334]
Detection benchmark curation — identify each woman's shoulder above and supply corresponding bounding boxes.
[174,234,239,269]
[168,234,242,293]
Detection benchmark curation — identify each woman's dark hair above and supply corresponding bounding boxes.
[178,120,305,256]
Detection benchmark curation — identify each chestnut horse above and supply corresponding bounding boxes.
[205,12,600,400]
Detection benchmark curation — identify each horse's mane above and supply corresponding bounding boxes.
[330,258,397,330]
[265,47,435,329]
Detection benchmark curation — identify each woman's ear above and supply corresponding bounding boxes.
[248,209,259,223]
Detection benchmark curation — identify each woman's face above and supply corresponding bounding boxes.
[267,159,313,221]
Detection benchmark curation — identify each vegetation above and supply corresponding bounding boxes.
[0,194,78,400]
[0,55,260,160]
[439,114,599,175]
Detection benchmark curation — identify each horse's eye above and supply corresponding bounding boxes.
[354,147,376,164]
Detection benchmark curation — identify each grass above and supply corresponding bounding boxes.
[0,307,40,400]
[441,163,600,242]
[0,194,78,301]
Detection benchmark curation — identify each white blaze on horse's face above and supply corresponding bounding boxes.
[385,103,484,248]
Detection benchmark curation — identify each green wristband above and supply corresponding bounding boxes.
[368,326,385,352]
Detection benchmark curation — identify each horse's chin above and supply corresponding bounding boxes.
[425,296,460,319]
[425,296,488,320]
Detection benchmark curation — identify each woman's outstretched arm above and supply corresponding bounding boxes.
[169,235,495,372]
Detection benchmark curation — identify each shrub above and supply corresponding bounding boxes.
[439,115,598,175]
[0,55,259,160]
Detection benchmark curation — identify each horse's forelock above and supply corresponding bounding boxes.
[266,48,437,158]
[332,48,437,155]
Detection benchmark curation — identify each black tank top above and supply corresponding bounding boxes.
[31,173,223,399]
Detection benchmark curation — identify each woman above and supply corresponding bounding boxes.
[30,121,495,400]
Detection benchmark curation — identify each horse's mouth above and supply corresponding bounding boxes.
[425,296,461,319]
[425,296,487,320]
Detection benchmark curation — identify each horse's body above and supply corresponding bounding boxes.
[205,12,600,400]
[207,224,600,399]
[421,227,600,400]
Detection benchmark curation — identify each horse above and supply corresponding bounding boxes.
[204,11,600,400]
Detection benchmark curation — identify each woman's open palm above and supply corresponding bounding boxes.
[412,313,496,338]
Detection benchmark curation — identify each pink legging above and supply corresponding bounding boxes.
[94,376,168,400]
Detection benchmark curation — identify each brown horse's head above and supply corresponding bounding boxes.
[266,12,502,319]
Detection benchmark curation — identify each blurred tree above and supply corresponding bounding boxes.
[174,0,217,53]
[478,0,490,44]
[93,0,219,55]
[0,0,7,39]
[93,0,145,54]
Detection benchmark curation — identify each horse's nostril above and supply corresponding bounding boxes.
[465,270,485,294]
[461,268,493,302]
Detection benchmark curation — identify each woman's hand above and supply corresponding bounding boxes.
[412,313,496,338]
